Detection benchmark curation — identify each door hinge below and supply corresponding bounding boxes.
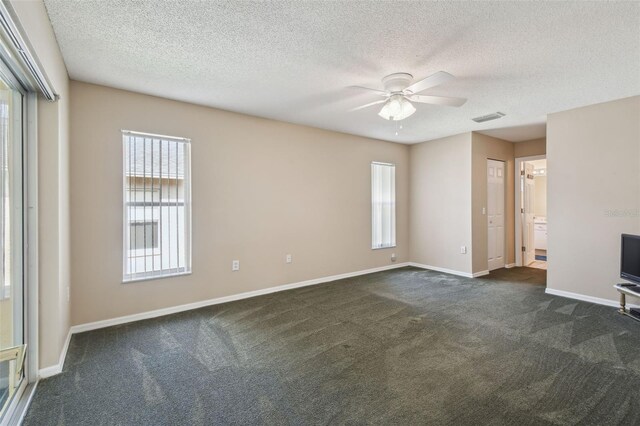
[520,170,525,176]
[521,208,524,213]
[522,246,526,252]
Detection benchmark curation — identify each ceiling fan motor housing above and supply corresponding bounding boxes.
[382,73,413,93]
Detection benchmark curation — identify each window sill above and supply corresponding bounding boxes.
[372,245,396,250]
[123,271,192,284]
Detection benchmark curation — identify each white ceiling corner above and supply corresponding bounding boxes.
[43,0,640,144]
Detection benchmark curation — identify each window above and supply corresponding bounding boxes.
[371,162,396,249]
[123,131,191,281]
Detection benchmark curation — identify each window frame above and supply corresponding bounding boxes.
[122,130,192,283]
[371,161,396,250]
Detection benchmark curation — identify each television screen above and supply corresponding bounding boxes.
[621,234,640,284]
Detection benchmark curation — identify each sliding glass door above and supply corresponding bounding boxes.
[0,69,25,419]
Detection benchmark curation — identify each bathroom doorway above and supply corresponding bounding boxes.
[515,156,547,269]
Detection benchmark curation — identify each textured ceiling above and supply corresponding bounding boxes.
[43,0,640,144]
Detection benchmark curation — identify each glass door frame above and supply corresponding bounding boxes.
[0,54,37,425]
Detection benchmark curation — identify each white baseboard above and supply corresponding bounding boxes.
[545,288,640,309]
[505,263,516,269]
[71,262,410,335]
[43,267,636,382]
[408,262,477,278]
[38,329,71,379]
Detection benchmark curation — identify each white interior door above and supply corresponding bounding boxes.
[523,162,536,265]
[487,160,505,271]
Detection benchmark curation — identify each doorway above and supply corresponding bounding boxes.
[515,156,547,269]
[487,159,506,271]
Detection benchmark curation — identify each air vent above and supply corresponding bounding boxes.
[472,112,506,123]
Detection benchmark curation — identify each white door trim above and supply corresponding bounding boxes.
[514,155,545,267]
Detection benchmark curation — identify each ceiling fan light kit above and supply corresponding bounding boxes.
[351,71,467,121]
[379,94,416,121]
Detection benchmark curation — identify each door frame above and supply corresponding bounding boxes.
[7,91,38,426]
[0,33,39,422]
[0,86,39,426]
[514,155,546,267]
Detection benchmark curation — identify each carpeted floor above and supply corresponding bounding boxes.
[23,267,640,425]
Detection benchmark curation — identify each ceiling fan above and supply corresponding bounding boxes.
[349,71,467,121]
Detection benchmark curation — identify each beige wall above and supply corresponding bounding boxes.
[514,137,546,158]
[410,133,473,274]
[10,0,71,370]
[534,176,547,217]
[7,0,639,373]
[547,96,640,301]
[70,81,410,325]
[471,133,515,273]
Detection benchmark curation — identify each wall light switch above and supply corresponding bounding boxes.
[286,254,292,264]
[460,246,467,254]
[232,260,240,271]
[482,207,486,215]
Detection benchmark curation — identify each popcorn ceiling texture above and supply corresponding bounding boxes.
[43,0,640,143]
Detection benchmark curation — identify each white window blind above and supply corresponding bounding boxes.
[371,162,396,249]
[123,131,191,282]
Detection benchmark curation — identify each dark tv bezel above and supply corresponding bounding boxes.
[621,233,640,285]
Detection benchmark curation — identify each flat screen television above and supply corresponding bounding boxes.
[621,234,640,284]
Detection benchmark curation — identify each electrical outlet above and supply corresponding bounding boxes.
[391,253,397,262]
[286,254,292,264]
[482,207,486,215]
[232,260,240,271]
[460,246,467,254]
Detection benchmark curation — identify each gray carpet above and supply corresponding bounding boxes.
[23,267,640,425]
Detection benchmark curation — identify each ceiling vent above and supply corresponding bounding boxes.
[472,112,505,123]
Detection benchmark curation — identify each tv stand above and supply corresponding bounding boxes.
[614,283,640,322]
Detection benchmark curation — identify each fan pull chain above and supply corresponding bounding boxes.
[395,121,403,136]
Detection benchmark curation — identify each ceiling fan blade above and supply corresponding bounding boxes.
[405,71,455,95]
[409,94,467,107]
[348,99,387,112]
[348,86,389,97]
